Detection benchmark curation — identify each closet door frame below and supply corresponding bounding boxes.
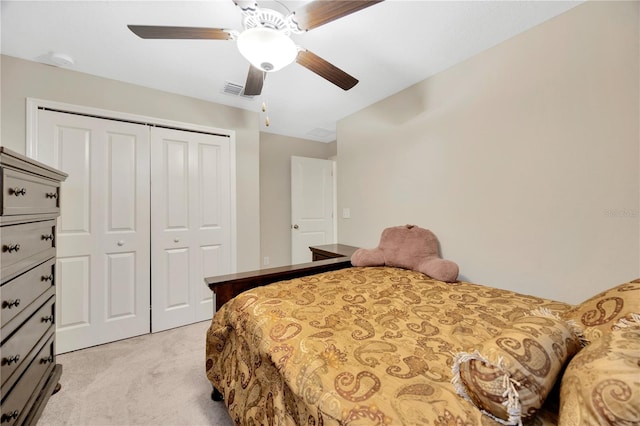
[26,98,238,307]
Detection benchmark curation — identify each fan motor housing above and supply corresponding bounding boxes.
[243,8,290,33]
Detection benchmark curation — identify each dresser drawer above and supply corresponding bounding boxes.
[1,258,55,327]
[0,327,55,403]
[1,167,60,216]
[1,220,56,282]
[1,296,55,388]
[0,335,55,426]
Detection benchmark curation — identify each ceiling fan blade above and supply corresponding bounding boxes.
[292,0,383,31]
[244,65,265,96]
[296,49,358,91]
[128,25,232,40]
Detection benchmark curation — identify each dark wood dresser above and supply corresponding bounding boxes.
[0,147,67,426]
[309,244,359,261]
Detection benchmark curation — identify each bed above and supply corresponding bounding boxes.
[205,229,640,425]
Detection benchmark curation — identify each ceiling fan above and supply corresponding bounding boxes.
[128,0,383,97]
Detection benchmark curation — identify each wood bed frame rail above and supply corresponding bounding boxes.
[205,257,353,312]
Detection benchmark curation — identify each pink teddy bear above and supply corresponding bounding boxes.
[351,224,459,282]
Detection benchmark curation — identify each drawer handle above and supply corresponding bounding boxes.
[4,244,20,253]
[1,410,19,422]
[46,192,58,199]
[2,299,21,309]
[40,355,54,364]
[11,187,26,196]
[42,274,54,282]
[42,234,54,241]
[3,355,20,365]
[42,315,54,323]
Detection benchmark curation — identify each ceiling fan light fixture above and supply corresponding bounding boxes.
[237,27,297,72]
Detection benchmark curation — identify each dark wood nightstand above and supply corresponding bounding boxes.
[309,244,359,261]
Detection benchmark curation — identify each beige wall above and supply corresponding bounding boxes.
[260,132,336,267]
[1,54,261,273]
[337,1,639,304]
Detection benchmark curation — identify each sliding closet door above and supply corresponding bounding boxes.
[34,109,151,353]
[150,127,232,332]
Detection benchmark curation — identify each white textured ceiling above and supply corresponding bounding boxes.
[1,0,581,142]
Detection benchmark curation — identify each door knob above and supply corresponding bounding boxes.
[292,224,299,230]
[117,240,124,246]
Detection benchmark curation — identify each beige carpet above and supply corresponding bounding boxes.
[39,321,233,426]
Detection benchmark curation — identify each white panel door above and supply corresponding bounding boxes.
[150,127,232,332]
[291,156,335,264]
[34,109,151,353]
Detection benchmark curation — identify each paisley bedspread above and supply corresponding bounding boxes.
[205,266,571,425]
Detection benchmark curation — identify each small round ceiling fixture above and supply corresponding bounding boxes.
[47,52,75,67]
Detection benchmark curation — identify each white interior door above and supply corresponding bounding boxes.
[291,156,335,264]
[150,127,233,332]
[34,109,151,353]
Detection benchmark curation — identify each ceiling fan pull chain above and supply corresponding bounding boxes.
[262,94,269,126]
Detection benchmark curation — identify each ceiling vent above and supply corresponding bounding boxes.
[222,81,255,99]
[306,128,335,140]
